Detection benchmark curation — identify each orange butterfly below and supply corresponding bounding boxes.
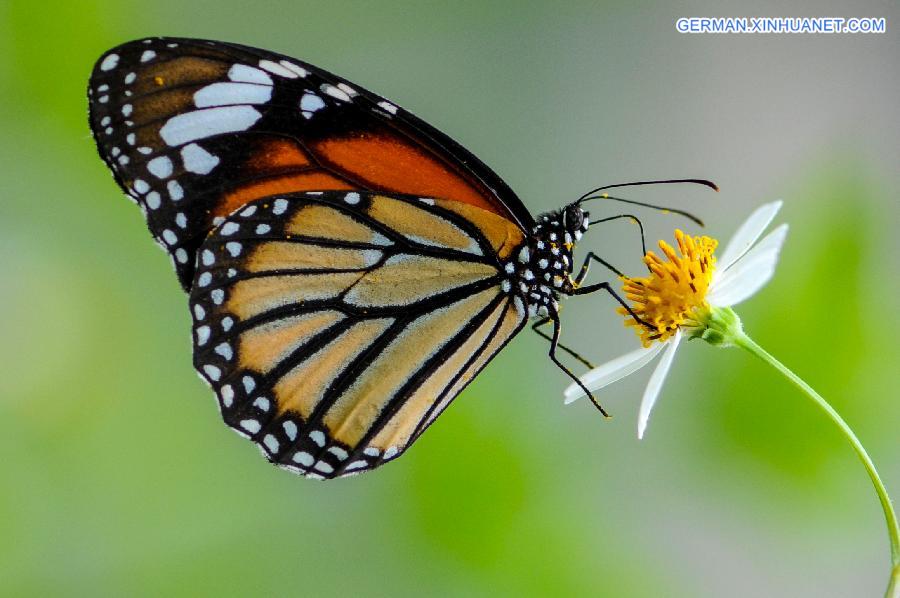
[88,38,714,478]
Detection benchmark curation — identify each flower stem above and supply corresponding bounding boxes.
[733,331,900,597]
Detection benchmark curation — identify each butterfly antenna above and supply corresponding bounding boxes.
[577,178,718,227]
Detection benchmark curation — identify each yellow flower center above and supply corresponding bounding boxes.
[618,230,718,347]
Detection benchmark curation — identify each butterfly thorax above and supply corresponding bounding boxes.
[500,205,590,319]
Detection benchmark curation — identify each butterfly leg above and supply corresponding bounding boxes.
[545,313,610,417]
[531,317,596,368]
[574,213,648,285]
[568,281,653,330]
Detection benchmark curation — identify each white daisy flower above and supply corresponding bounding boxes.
[564,201,789,438]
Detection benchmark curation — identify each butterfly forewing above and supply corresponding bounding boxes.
[88,38,532,289]
[190,191,526,478]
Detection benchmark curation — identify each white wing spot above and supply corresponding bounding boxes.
[161,229,178,246]
[175,248,188,264]
[221,317,233,331]
[198,271,212,287]
[263,434,279,453]
[221,385,234,407]
[309,430,326,447]
[300,93,326,119]
[167,180,184,201]
[211,289,225,305]
[283,420,298,441]
[121,104,132,117]
[147,156,173,179]
[336,83,358,97]
[196,325,211,346]
[160,106,262,146]
[272,198,288,215]
[220,222,240,236]
[293,451,314,466]
[258,59,298,78]
[225,242,242,257]
[344,192,360,205]
[201,249,214,266]
[313,461,334,474]
[239,419,261,434]
[181,143,220,174]
[327,446,349,461]
[133,179,149,194]
[321,84,351,102]
[124,72,136,84]
[518,246,531,263]
[214,342,233,361]
[140,50,156,63]
[227,64,273,85]
[242,375,256,394]
[363,447,380,457]
[194,82,272,108]
[252,397,270,411]
[241,205,257,217]
[256,224,271,235]
[279,61,308,78]
[175,212,187,228]
[378,101,398,115]
[202,364,221,380]
[193,304,206,320]
[99,53,119,71]
[145,192,161,210]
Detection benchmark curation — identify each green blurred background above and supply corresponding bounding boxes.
[2,1,898,595]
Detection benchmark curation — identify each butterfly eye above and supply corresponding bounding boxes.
[564,207,585,233]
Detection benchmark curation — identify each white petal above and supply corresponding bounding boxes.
[708,224,788,307]
[717,201,783,271]
[637,330,682,439]
[563,342,665,404]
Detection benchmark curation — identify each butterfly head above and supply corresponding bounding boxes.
[531,204,590,256]
[499,205,590,319]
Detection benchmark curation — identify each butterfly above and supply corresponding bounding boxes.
[87,38,715,479]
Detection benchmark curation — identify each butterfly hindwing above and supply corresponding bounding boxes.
[190,191,526,478]
[88,37,532,289]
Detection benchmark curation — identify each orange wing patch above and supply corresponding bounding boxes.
[433,199,526,260]
[285,204,389,245]
[239,311,346,373]
[368,195,480,254]
[246,242,383,273]
[274,318,395,419]
[217,173,353,218]
[368,297,509,451]
[311,132,501,216]
[247,138,313,171]
[323,288,498,446]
